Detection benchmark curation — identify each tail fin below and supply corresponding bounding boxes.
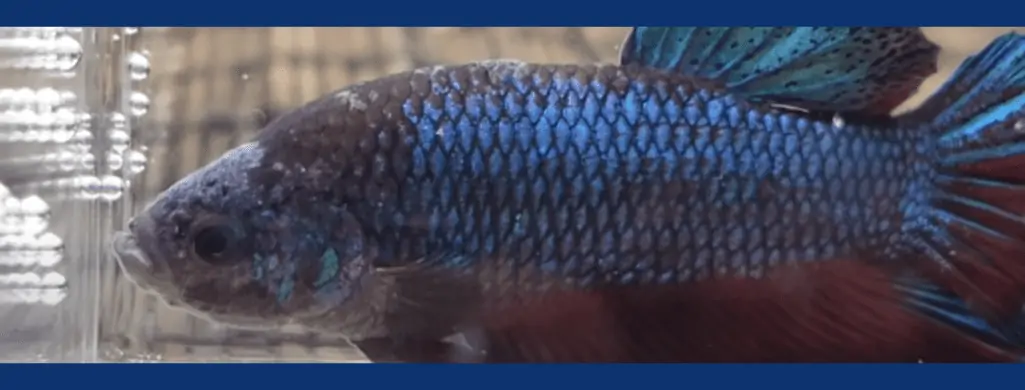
[895,274,1025,354]
[899,32,1025,321]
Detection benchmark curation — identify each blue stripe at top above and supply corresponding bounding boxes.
[0,0,1023,26]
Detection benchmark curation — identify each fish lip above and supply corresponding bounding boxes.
[112,231,150,268]
[111,230,158,291]
[111,222,174,295]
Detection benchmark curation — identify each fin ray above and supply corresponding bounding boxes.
[907,32,1025,320]
[620,27,940,116]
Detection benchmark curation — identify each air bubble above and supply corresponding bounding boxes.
[109,111,127,129]
[0,271,67,288]
[110,149,147,177]
[107,150,124,171]
[125,149,148,176]
[32,232,63,250]
[109,130,129,151]
[0,231,62,251]
[74,175,100,199]
[59,149,93,172]
[108,112,130,151]
[0,195,51,236]
[0,28,73,39]
[1015,120,1023,132]
[79,151,96,171]
[0,108,86,144]
[0,33,83,71]
[0,249,62,267]
[127,52,150,81]
[129,92,150,116]
[77,175,124,201]
[0,289,67,305]
[0,88,75,111]
[54,35,83,70]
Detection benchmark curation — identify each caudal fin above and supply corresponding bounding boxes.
[899,32,1025,322]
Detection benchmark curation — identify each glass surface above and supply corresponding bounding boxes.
[2,27,1023,362]
[0,27,99,362]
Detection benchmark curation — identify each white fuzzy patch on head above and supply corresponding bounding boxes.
[197,142,265,181]
[223,142,264,168]
[145,142,265,209]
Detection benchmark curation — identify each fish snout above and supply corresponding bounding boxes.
[112,215,173,292]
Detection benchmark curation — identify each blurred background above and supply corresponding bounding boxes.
[2,27,1024,362]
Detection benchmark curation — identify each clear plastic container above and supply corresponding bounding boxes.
[0,27,99,362]
[1,27,1022,363]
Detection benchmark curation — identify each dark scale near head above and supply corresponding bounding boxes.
[113,27,1025,362]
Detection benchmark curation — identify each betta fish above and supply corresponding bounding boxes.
[112,27,1025,363]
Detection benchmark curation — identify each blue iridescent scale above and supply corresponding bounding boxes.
[285,61,926,289]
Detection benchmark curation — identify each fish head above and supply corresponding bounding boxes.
[111,142,370,331]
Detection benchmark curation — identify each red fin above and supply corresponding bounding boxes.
[453,260,1022,363]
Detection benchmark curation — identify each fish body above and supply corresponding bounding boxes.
[113,27,1025,362]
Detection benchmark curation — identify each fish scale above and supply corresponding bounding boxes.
[296,61,916,288]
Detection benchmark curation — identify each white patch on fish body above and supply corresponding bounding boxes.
[410,64,445,77]
[207,141,264,171]
[334,89,368,111]
[143,142,265,210]
[473,59,531,84]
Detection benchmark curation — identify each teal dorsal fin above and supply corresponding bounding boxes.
[619,27,940,117]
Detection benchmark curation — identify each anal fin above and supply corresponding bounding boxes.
[452,260,1023,362]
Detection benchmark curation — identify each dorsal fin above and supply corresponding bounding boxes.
[619,27,940,118]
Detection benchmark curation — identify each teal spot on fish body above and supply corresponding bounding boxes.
[315,248,340,288]
[276,278,294,303]
[252,254,266,281]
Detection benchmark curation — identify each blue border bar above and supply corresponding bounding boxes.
[0,0,1022,25]
[1,363,1019,390]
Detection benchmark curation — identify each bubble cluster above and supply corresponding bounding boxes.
[0,183,66,305]
[0,28,82,308]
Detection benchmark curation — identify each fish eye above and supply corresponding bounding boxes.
[191,223,237,264]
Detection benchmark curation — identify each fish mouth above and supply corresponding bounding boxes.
[111,224,176,297]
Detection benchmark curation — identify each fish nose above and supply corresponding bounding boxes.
[127,213,155,238]
[112,230,151,271]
